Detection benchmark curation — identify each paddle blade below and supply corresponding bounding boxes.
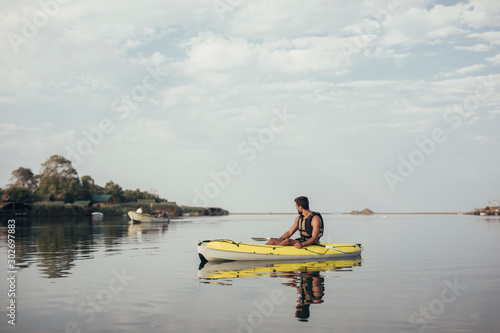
[251,237,271,241]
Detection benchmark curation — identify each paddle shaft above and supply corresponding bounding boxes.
[251,237,353,254]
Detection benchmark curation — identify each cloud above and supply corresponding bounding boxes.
[435,64,487,79]
[486,53,500,65]
[455,64,486,76]
[468,31,500,45]
[462,0,500,28]
[454,43,490,52]
[1,0,500,211]
[426,26,469,40]
[379,4,467,46]
[379,2,500,48]
[172,33,365,81]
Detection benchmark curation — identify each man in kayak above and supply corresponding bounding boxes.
[266,196,324,249]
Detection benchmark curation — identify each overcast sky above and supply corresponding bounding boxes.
[1,0,499,213]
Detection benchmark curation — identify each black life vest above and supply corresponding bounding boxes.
[298,212,324,240]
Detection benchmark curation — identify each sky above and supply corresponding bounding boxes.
[0,0,499,213]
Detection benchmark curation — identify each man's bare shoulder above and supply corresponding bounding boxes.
[311,215,322,224]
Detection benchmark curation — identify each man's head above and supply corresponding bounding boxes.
[294,196,309,213]
[295,303,310,321]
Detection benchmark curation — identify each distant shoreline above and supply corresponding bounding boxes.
[231,212,470,215]
[342,212,469,215]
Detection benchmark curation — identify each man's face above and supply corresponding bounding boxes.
[295,203,302,214]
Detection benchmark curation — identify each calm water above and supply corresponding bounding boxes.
[1,214,500,333]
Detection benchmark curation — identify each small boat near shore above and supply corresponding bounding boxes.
[198,239,362,262]
[91,212,104,218]
[127,211,170,224]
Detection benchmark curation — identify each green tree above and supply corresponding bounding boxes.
[5,187,34,203]
[9,167,37,190]
[37,155,79,202]
[79,175,105,199]
[105,181,125,203]
[66,178,82,203]
[123,188,141,202]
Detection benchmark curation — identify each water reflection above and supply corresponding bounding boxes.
[198,258,361,321]
[127,223,168,243]
[282,271,324,322]
[0,217,153,278]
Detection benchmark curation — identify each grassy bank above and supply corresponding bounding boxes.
[31,202,88,216]
[95,203,184,217]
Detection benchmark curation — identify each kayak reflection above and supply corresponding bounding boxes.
[198,258,362,321]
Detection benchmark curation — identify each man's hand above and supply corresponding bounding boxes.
[294,242,303,249]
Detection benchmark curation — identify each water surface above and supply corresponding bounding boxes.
[1,214,499,332]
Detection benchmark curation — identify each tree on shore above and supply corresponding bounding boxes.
[105,181,125,203]
[9,167,37,190]
[36,155,79,201]
[3,167,38,202]
[123,188,160,202]
[80,175,101,200]
[3,154,167,204]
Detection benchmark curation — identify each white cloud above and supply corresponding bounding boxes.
[468,31,500,45]
[124,39,144,49]
[462,0,500,28]
[426,26,469,40]
[454,43,490,52]
[380,4,467,46]
[435,64,487,79]
[455,64,486,76]
[486,53,500,65]
[173,33,360,79]
[380,2,500,47]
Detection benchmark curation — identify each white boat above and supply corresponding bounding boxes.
[91,212,104,218]
[127,211,170,224]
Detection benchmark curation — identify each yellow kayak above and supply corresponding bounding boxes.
[197,239,362,262]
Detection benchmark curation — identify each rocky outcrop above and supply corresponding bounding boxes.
[349,208,374,215]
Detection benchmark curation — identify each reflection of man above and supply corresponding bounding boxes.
[282,271,325,322]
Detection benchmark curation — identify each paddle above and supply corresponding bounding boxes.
[250,237,353,254]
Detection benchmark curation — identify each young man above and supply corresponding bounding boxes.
[266,196,324,249]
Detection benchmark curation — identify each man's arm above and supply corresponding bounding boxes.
[294,216,321,248]
[277,216,299,240]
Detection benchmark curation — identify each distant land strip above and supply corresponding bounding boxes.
[343,212,468,215]
[231,212,468,215]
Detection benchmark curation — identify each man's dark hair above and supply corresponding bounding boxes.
[295,196,309,210]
